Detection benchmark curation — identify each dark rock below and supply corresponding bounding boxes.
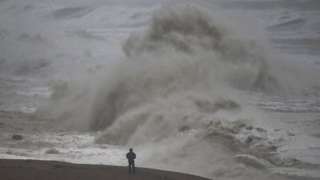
[12,134,23,140]
[287,131,295,136]
[256,127,266,132]
[245,136,253,144]
[246,126,253,130]
[46,148,60,154]
[179,125,190,132]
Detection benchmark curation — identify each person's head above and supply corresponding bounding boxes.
[129,148,133,152]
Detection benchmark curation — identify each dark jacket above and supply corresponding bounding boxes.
[126,152,136,163]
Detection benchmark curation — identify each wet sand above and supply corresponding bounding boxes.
[0,159,210,180]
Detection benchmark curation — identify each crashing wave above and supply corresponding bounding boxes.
[90,5,278,133]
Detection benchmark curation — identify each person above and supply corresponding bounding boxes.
[126,148,136,174]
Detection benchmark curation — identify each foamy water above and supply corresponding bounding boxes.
[0,0,320,180]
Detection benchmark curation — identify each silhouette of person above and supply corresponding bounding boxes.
[126,148,136,174]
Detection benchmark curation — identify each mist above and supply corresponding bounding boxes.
[32,5,303,179]
[1,1,320,179]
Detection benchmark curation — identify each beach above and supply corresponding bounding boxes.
[0,159,209,180]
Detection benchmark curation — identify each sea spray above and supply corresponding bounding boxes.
[90,6,291,179]
[90,5,278,133]
[38,4,281,141]
[38,5,291,179]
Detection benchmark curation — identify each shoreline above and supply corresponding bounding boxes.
[0,159,210,180]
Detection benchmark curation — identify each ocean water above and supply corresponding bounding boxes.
[0,0,320,179]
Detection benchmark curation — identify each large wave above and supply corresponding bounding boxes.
[38,5,295,179]
[90,5,278,133]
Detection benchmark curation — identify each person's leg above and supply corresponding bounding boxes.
[132,162,135,174]
[128,163,132,174]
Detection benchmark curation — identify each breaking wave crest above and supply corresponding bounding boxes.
[38,5,294,179]
[90,5,278,134]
